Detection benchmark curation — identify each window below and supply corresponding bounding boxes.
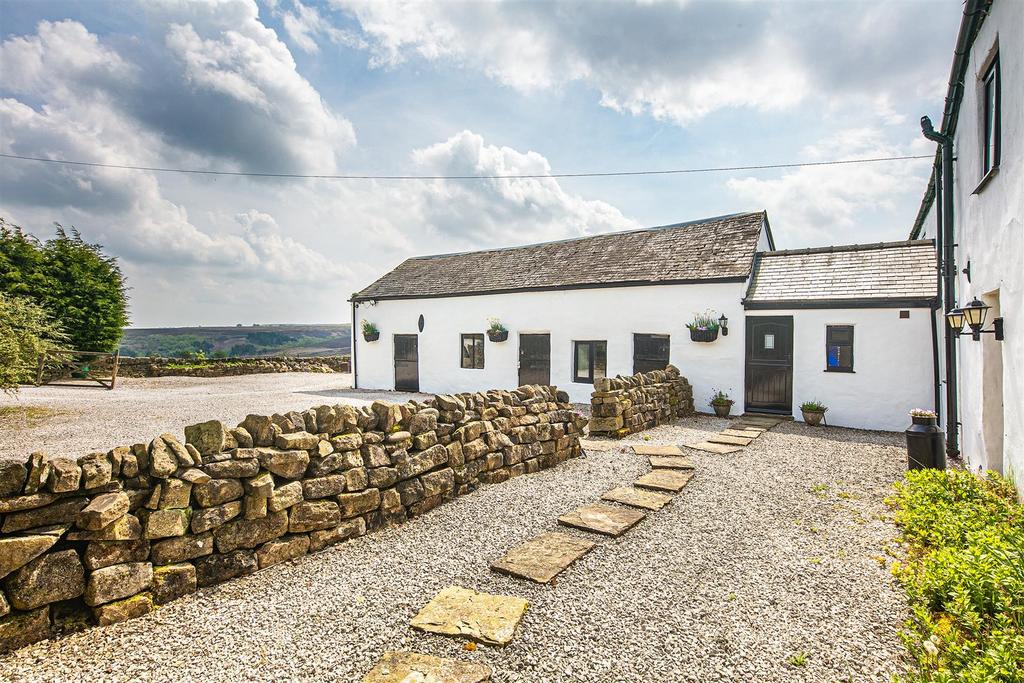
[982,55,1000,176]
[572,340,606,384]
[825,325,854,372]
[460,333,484,369]
[633,333,670,374]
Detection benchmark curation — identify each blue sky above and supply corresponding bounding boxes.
[0,0,961,326]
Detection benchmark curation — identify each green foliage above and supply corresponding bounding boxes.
[708,388,733,406]
[890,469,1024,682]
[0,219,128,352]
[487,317,507,333]
[0,293,67,391]
[800,399,828,412]
[360,319,378,335]
[686,310,720,331]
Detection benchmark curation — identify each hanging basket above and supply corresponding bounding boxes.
[487,329,509,342]
[689,327,720,343]
[363,331,379,342]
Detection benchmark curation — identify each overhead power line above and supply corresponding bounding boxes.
[0,152,932,181]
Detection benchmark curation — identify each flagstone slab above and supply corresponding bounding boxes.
[648,456,695,470]
[557,503,646,537]
[362,651,491,682]
[683,441,743,455]
[490,532,595,584]
[634,469,694,493]
[631,444,685,456]
[738,415,785,426]
[708,434,754,446]
[579,439,619,452]
[731,424,769,433]
[601,486,674,511]
[721,428,762,439]
[411,586,528,646]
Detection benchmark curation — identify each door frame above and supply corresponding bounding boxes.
[744,315,794,414]
[518,333,551,387]
[393,334,419,392]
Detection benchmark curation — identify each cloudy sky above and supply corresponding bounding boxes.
[0,0,960,327]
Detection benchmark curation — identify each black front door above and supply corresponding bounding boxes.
[394,334,419,392]
[518,334,550,386]
[745,316,793,414]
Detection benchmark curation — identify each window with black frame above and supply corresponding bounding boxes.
[460,333,484,369]
[982,54,1000,177]
[572,340,607,384]
[633,333,670,374]
[825,325,854,372]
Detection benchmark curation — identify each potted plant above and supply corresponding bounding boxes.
[800,400,827,426]
[487,317,508,342]
[709,388,734,417]
[687,311,721,342]
[360,320,379,342]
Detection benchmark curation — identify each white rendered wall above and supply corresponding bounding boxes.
[763,308,936,432]
[353,282,748,406]
[949,0,1024,491]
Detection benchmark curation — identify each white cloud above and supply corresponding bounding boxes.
[278,0,366,54]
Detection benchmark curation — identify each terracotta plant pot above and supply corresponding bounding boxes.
[487,329,509,342]
[801,409,825,426]
[689,327,720,343]
[363,331,379,342]
[712,402,732,417]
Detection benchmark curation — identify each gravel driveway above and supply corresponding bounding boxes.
[0,415,910,682]
[0,373,429,463]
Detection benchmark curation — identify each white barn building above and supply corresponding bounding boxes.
[911,0,1022,492]
[351,211,939,432]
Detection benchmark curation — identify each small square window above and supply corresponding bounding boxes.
[572,340,607,384]
[899,310,910,319]
[460,334,484,369]
[825,325,854,372]
[764,334,775,350]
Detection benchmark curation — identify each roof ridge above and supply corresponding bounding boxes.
[760,239,934,257]
[409,210,766,261]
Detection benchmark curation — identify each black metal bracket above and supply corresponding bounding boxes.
[954,317,1004,342]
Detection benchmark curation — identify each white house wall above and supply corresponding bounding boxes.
[353,282,748,406]
[948,0,1024,487]
[763,308,936,432]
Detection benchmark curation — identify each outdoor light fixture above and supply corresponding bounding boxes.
[946,298,1004,342]
[718,314,729,336]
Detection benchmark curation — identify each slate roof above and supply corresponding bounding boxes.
[353,211,769,301]
[744,240,938,308]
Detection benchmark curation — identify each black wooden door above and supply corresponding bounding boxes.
[394,334,419,392]
[745,316,793,413]
[518,334,550,386]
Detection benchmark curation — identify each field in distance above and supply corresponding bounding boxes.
[120,323,351,358]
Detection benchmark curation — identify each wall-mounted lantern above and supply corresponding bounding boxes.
[718,314,729,336]
[946,298,1004,342]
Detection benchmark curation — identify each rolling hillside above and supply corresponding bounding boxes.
[120,324,351,358]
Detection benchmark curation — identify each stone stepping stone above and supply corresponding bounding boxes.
[634,469,694,493]
[362,651,491,682]
[558,503,646,537]
[631,444,685,456]
[708,434,754,446]
[648,455,695,470]
[580,439,619,452]
[683,441,743,455]
[601,486,674,511]
[721,428,762,439]
[738,415,784,427]
[731,424,769,433]
[411,586,528,646]
[490,532,595,584]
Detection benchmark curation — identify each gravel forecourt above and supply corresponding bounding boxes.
[0,395,912,682]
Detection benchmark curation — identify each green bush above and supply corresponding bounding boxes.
[0,293,67,392]
[890,469,1024,682]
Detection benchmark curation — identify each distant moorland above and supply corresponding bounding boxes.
[120,324,351,358]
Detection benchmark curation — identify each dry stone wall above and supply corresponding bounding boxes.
[114,355,349,378]
[0,385,585,653]
[587,366,695,438]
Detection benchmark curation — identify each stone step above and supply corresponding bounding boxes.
[631,444,685,456]
[558,503,646,537]
[633,469,693,493]
[362,651,492,682]
[648,456,695,470]
[683,441,743,455]
[410,586,528,646]
[721,428,762,439]
[730,424,769,433]
[490,532,595,584]
[707,434,754,446]
[601,486,674,511]
[579,439,619,452]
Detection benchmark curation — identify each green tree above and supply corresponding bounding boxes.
[0,293,67,392]
[0,219,129,352]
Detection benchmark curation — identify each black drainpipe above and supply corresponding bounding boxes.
[350,298,358,389]
[930,160,943,422]
[921,116,956,466]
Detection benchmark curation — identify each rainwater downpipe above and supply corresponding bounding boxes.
[921,116,957,466]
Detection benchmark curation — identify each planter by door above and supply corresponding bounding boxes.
[801,409,825,426]
[689,327,720,343]
[487,329,508,343]
[906,415,944,470]
[712,403,732,418]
